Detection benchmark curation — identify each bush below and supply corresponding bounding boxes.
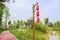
[10,29,26,40]
[10,29,50,40]
[35,22,48,33]
[0,28,4,33]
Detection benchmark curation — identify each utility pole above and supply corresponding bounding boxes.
[32,2,39,40]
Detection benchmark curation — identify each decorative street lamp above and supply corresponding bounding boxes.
[36,17,40,22]
[36,11,40,17]
[36,4,40,22]
[36,5,39,10]
[32,2,40,40]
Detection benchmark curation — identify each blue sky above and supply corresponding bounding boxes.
[4,0,60,22]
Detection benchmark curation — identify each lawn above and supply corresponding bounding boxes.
[10,29,49,40]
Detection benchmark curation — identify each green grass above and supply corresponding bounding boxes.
[10,29,32,40]
[10,29,49,40]
[0,29,4,33]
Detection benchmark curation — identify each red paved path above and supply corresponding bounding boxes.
[0,30,18,40]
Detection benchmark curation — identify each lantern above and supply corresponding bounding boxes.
[36,5,39,10]
[36,17,40,22]
[36,11,40,16]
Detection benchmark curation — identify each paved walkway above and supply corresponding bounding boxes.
[0,30,18,40]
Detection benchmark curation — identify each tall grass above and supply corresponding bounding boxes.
[10,29,49,40]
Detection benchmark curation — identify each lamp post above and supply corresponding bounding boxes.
[32,2,39,40]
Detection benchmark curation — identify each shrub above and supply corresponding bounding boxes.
[35,22,48,33]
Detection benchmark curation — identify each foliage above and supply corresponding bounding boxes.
[0,3,5,27]
[44,18,49,25]
[8,20,13,29]
[0,2,10,29]
[24,21,28,28]
[8,20,11,25]
[20,20,25,28]
[16,20,20,28]
[10,29,49,40]
[3,6,10,29]
[0,3,5,9]
[13,21,17,28]
[0,28,4,33]
[48,22,53,27]
[53,21,60,28]
[35,22,48,33]
[10,29,30,40]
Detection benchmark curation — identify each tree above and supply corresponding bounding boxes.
[16,20,20,28]
[3,6,10,29]
[8,20,11,25]
[8,20,12,29]
[20,20,25,28]
[27,18,32,28]
[35,22,48,33]
[0,2,5,28]
[54,21,60,28]
[13,21,16,28]
[44,18,49,25]
[24,21,28,28]
[48,22,53,27]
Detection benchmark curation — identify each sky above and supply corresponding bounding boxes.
[4,0,60,22]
